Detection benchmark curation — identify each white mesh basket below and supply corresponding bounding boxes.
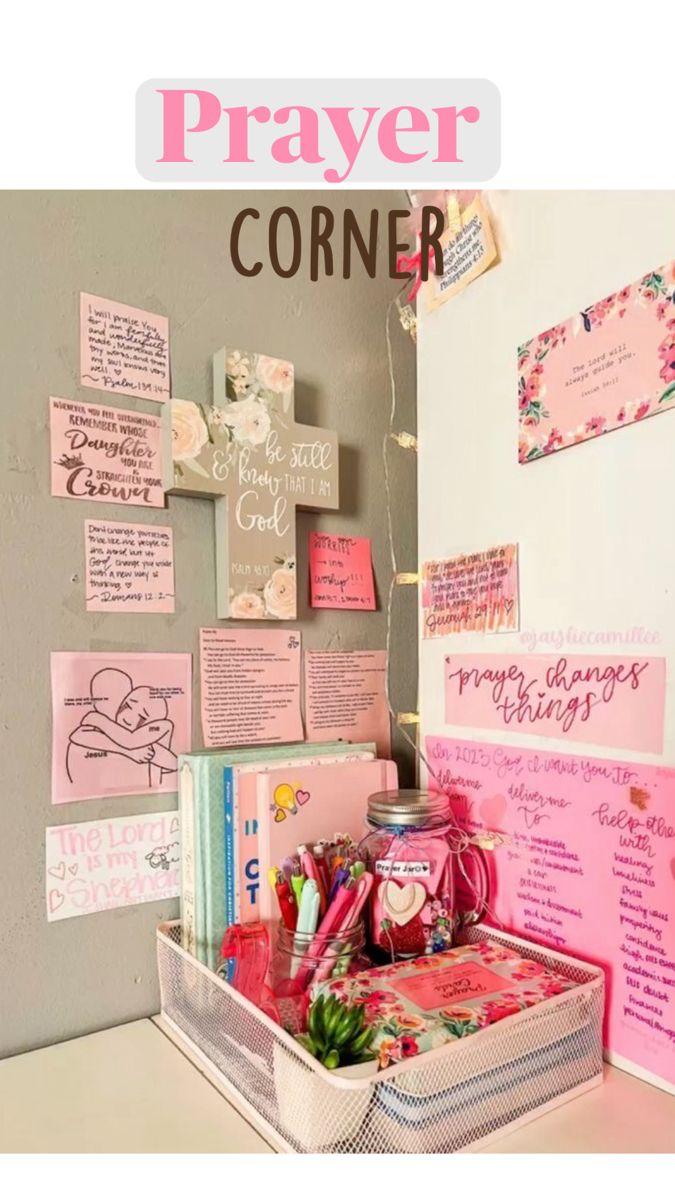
[156,921,604,1153]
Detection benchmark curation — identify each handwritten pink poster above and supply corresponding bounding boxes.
[426,734,675,1092]
[444,653,665,753]
[84,519,175,612]
[46,810,179,921]
[50,397,164,508]
[80,292,170,401]
[199,627,303,747]
[304,649,391,757]
[422,544,519,637]
[51,652,192,804]
[309,532,376,610]
[519,260,675,462]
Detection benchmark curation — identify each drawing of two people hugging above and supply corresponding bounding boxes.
[66,668,178,791]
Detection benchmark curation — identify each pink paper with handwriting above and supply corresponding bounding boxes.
[309,533,376,610]
[80,292,170,402]
[444,653,665,753]
[426,734,675,1091]
[51,651,191,804]
[84,519,175,612]
[519,261,675,462]
[46,810,179,920]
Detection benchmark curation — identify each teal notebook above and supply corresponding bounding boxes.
[179,742,376,970]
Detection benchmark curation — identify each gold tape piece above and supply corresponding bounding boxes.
[390,431,418,451]
[397,712,421,725]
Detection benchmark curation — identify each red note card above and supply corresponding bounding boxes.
[309,532,376,610]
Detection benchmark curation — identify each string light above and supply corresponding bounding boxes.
[382,288,505,931]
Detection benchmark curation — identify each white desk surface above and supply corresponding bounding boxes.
[1,1017,674,1154]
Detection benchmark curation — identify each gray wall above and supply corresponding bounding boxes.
[0,190,417,1057]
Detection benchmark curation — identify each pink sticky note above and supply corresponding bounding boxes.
[425,734,675,1091]
[84,519,175,613]
[444,652,665,753]
[80,292,170,401]
[309,532,376,610]
[304,650,391,757]
[51,652,192,804]
[199,627,303,748]
[46,810,180,921]
[519,260,675,462]
[49,397,164,509]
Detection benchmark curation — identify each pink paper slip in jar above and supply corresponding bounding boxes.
[362,789,455,960]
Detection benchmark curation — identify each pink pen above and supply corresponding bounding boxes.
[299,845,327,915]
[342,871,374,930]
[311,874,374,986]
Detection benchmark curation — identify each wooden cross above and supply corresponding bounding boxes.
[163,347,339,620]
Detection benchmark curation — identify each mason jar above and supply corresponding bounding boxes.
[270,919,369,1032]
[361,789,456,960]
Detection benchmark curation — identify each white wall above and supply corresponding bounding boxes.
[418,191,675,766]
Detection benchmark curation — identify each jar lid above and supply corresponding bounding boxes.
[367,788,450,828]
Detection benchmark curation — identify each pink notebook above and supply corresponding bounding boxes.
[256,758,398,920]
[233,751,374,924]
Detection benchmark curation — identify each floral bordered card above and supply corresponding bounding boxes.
[518,261,675,462]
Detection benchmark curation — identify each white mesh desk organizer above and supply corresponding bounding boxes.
[157,921,604,1153]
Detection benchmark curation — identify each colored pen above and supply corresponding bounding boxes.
[290,871,305,908]
[299,846,327,916]
[290,878,320,978]
[275,875,298,931]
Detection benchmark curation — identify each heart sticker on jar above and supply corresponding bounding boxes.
[378,879,427,926]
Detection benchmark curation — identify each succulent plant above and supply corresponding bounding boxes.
[298,993,375,1070]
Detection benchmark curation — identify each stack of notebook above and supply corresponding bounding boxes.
[178,742,398,969]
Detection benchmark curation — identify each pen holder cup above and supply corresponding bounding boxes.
[270,920,369,1032]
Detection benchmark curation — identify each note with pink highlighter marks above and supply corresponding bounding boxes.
[425,734,675,1094]
[443,652,665,753]
[256,758,398,921]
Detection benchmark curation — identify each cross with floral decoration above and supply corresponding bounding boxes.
[164,347,339,620]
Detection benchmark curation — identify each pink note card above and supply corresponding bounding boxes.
[422,544,519,638]
[49,397,164,509]
[444,652,665,753]
[425,734,675,1091]
[395,961,512,1011]
[309,532,376,610]
[304,649,391,757]
[51,652,192,804]
[519,260,675,462]
[199,627,303,748]
[80,292,170,401]
[46,810,179,921]
[84,519,175,613]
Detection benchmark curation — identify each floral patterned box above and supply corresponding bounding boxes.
[312,939,581,1070]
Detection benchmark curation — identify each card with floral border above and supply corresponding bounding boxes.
[163,349,339,619]
[519,260,675,462]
